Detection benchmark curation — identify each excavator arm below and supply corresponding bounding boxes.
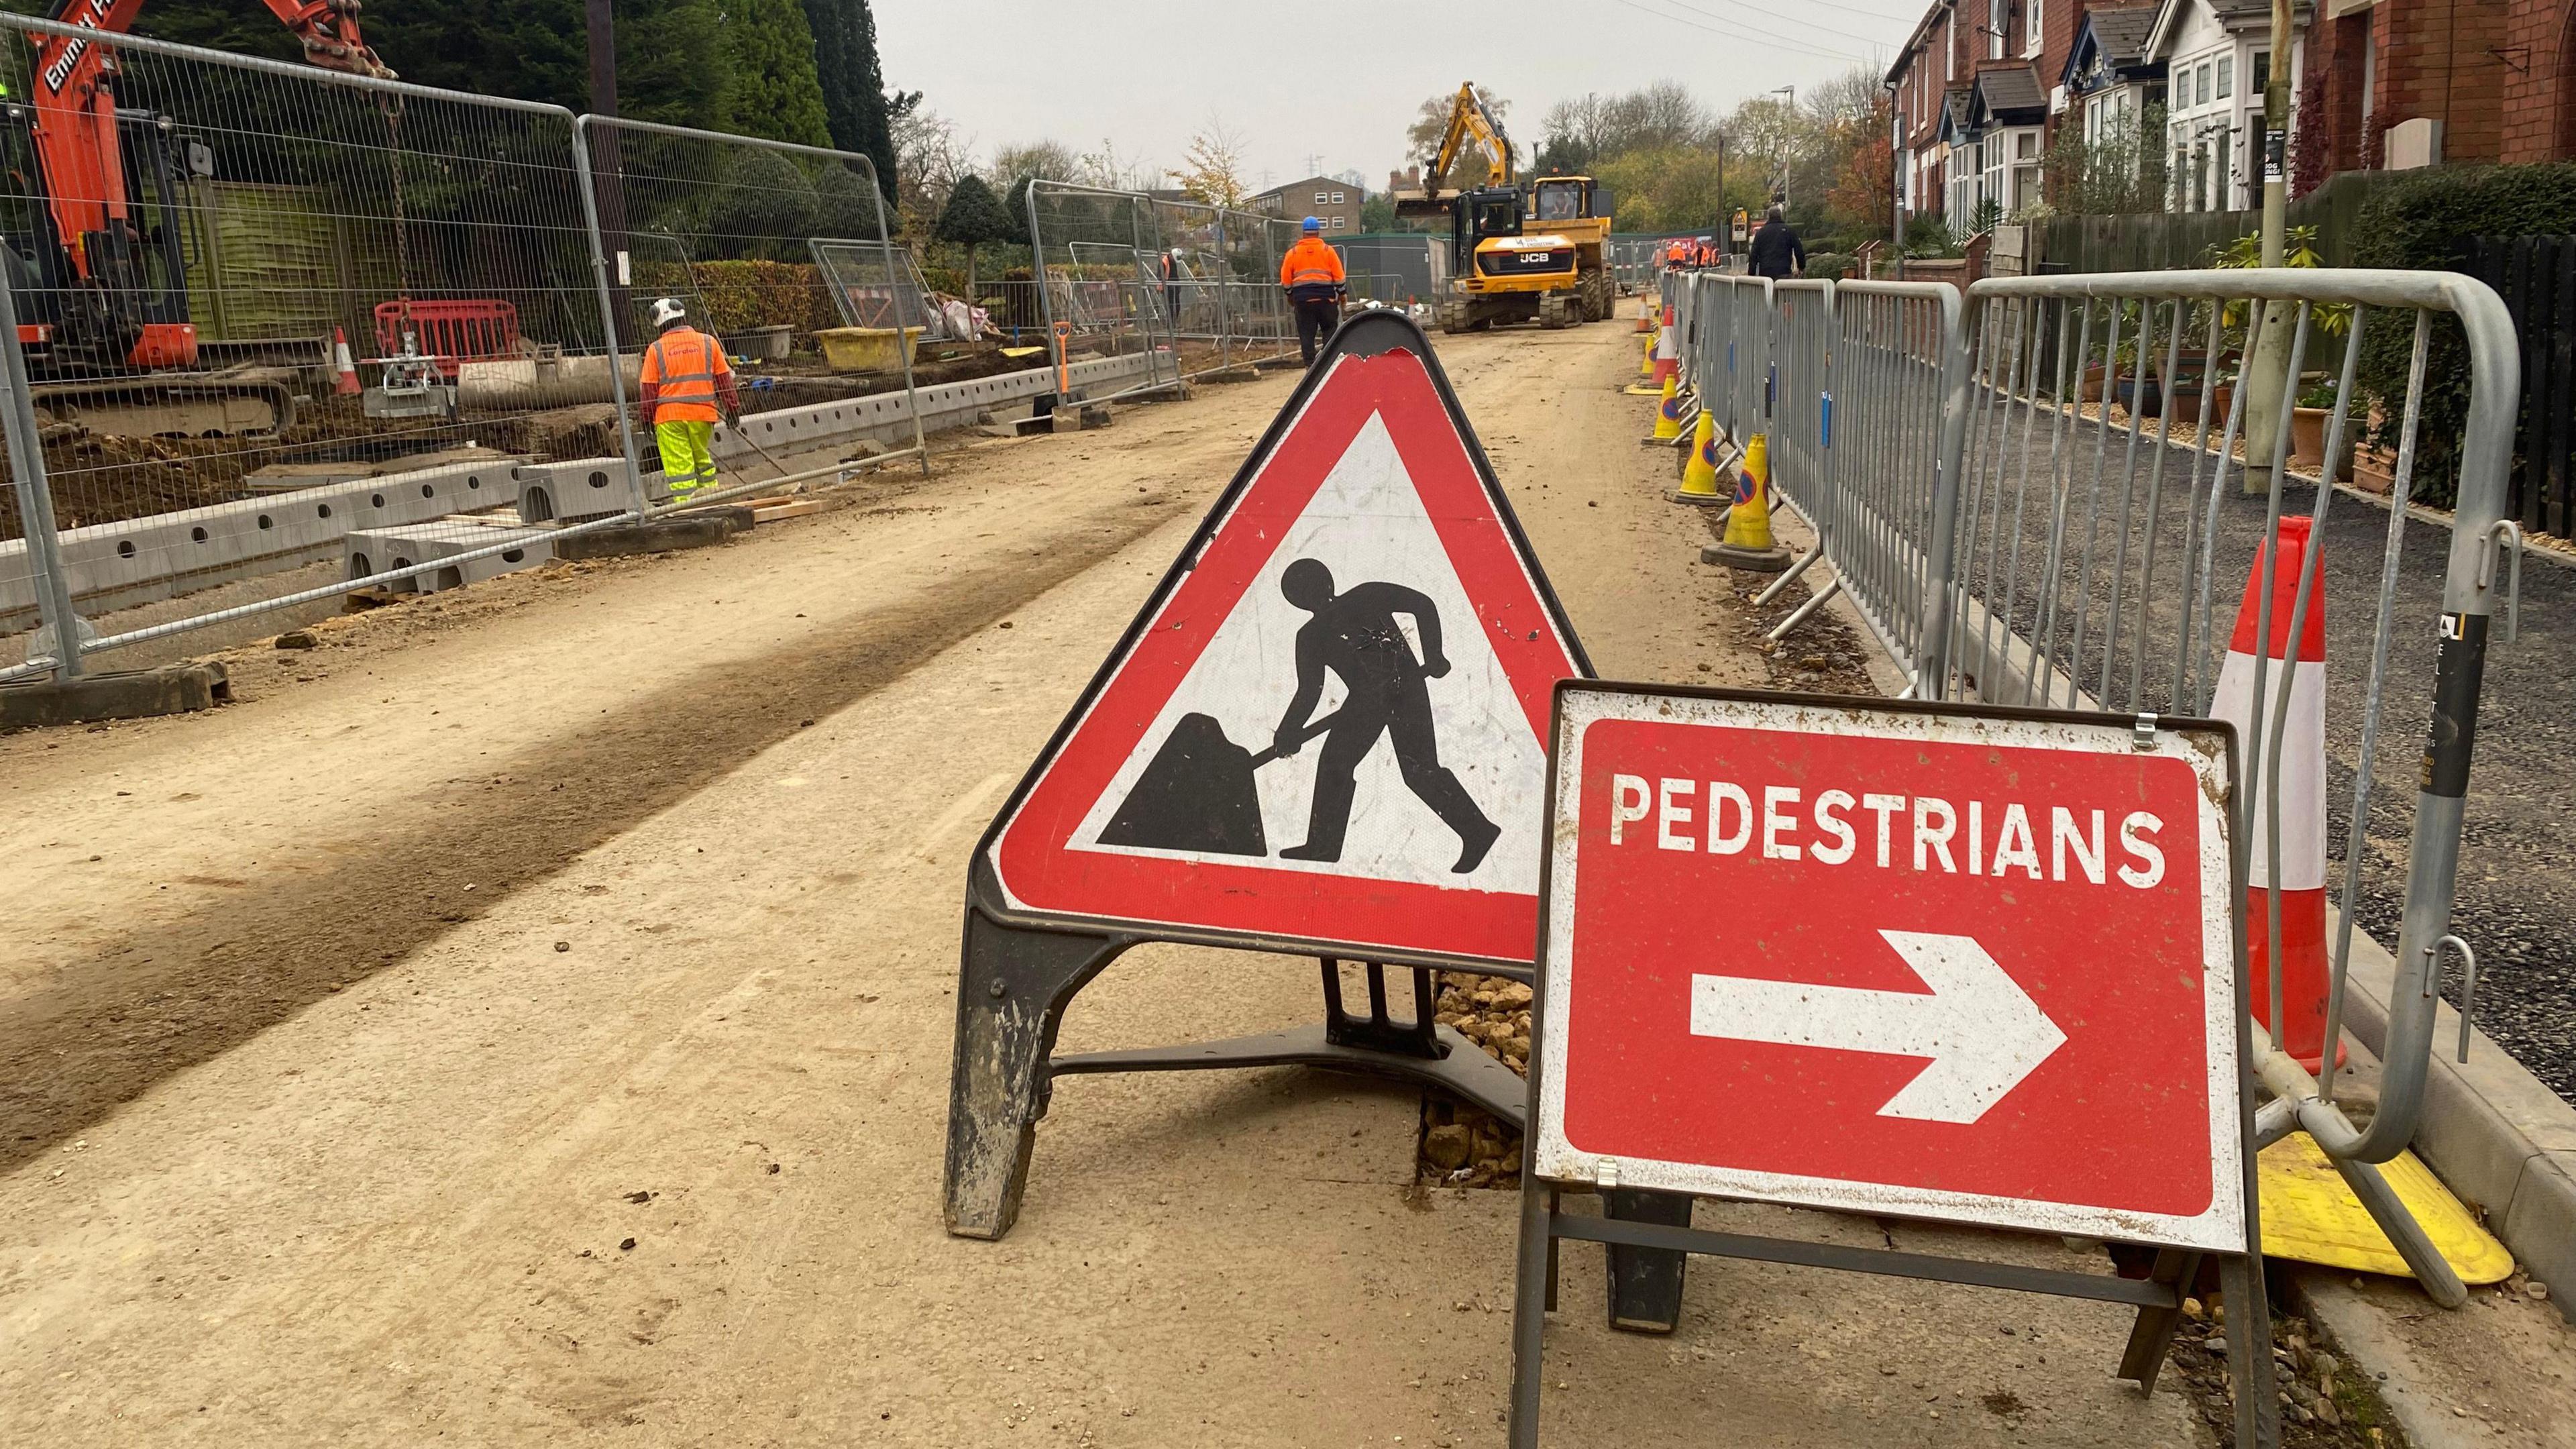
[1396,82,1513,215]
[25,0,391,289]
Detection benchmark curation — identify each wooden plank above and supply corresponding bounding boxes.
[748,498,828,524]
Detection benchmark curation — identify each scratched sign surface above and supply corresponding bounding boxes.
[1532,685,2246,1250]
[987,339,1583,966]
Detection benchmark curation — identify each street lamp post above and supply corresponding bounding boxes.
[1771,85,1796,207]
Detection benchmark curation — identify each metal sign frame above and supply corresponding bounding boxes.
[946,313,1697,1320]
[1507,681,2277,1449]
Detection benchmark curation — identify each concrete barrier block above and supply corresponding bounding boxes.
[345,523,552,594]
[516,458,647,525]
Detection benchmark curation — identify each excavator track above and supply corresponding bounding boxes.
[30,372,299,439]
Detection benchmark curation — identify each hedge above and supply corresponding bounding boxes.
[634,259,842,335]
[2351,162,2576,505]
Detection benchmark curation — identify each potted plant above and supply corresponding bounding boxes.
[2290,374,2359,480]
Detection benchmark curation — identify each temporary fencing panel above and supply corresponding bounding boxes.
[1676,258,2525,1313]
[810,238,966,343]
[0,11,922,684]
[1024,180,1305,399]
[0,13,628,680]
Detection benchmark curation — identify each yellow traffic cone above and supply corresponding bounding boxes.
[1624,331,1663,394]
[1644,374,1685,443]
[1673,410,1728,504]
[1702,433,1792,570]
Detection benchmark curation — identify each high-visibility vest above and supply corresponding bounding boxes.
[641,326,729,423]
[1279,238,1345,291]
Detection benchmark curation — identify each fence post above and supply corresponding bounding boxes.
[566,113,647,516]
[1028,181,1068,410]
[1913,284,1972,699]
[0,265,83,680]
[872,158,932,478]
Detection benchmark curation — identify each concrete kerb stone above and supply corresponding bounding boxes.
[551,512,743,561]
[2332,910,2576,1325]
[0,660,228,731]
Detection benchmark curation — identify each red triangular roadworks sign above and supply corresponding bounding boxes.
[976,313,1590,969]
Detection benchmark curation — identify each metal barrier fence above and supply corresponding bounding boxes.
[0,14,922,683]
[811,238,969,343]
[1672,264,2526,1307]
[1023,180,1303,400]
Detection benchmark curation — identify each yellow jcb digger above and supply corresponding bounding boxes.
[1393,84,1615,331]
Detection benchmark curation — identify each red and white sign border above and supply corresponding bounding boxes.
[1529,684,2248,1252]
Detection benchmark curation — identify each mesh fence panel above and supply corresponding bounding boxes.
[0,16,619,674]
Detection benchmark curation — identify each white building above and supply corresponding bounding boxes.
[2146,0,2308,213]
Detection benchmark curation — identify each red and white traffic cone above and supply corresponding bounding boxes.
[332,326,362,397]
[2212,515,2337,1070]
[1652,316,1678,386]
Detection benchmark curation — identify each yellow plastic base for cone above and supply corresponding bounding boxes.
[2257,1132,2514,1283]
[1644,376,1685,443]
[1673,411,1728,504]
[1701,433,1792,570]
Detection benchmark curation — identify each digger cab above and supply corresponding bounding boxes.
[1529,176,1595,225]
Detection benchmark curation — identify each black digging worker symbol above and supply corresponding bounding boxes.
[1271,558,1501,874]
[1093,558,1501,873]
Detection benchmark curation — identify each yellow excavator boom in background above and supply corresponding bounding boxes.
[1395,83,1615,334]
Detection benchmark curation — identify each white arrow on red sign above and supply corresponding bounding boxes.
[1689,930,2067,1125]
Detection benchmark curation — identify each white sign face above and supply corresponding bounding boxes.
[983,333,1585,967]
[1071,414,1547,894]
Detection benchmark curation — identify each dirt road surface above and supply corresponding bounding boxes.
[5,320,2218,1445]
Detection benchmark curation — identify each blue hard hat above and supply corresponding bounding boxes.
[1302,215,1322,232]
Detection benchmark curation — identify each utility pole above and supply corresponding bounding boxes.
[2242,0,2295,492]
[1888,79,1904,280]
[586,0,632,343]
[1771,85,1796,206]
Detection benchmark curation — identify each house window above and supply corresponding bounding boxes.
[2197,64,2212,107]
[2215,127,2233,209]
[2252,50,2270,97]
[2012,127,2043,209]
[1946,18,1956,80]
[1330,191,1345,204]
[2026,0,2042,56]
[1329,216,1345,230]
[2216,56,2232,100]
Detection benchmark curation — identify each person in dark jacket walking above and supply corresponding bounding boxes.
[1747,204,1806,280]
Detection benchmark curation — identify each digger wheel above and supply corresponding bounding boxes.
[1438,299,1471,335]
[1585,270,1613,321]
[1538,291,1572,331]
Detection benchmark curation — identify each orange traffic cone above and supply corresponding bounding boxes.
[1634,290,1654,333]
[332,326,362,397]
[2214,515,2338,1071]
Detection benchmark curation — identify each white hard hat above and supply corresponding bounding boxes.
[649,296,687,329]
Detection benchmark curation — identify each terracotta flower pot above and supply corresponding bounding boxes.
[2290,406,2357,480]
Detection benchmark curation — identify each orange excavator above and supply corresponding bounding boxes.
[3,0,392,433]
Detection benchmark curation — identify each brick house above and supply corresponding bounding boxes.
[1890,0,2576,225]
[1248,176,1364,236]
[1890,0,2091,229]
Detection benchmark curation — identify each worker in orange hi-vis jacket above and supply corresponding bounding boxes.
[637,297,741,503]
[1278,216,1348,366]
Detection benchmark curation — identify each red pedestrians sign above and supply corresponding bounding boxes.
[1532,684,2247,1250]
[981,327,1585,968]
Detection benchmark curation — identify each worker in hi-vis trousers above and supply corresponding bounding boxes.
[637,297,740,504]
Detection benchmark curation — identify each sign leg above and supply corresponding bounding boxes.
[944,910,1134,1240]
[1507,1128,1554,1449]
[1604,1188,1693,1333]
[2219,1254,2281,1448]
[2114,1248,2202,1392]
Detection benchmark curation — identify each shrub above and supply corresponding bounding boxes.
[2351,163,2576,504]
[687,260,841,335]
[1804,250,1849,281]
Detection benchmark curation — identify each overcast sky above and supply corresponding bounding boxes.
[874,0,1922,194]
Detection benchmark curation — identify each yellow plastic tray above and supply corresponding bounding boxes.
[2258,1132,2515,1283]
